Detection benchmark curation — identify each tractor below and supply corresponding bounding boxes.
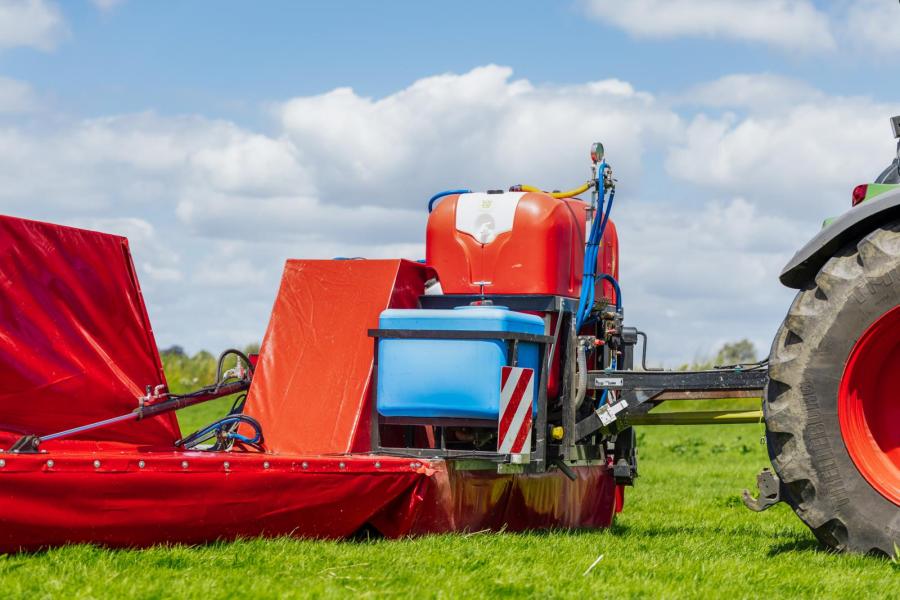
[759,115,900,554]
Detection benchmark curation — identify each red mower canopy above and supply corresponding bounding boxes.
[0,216,180,449]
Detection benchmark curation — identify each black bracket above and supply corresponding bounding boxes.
[611,427,638,485]
[9,434,41,454]
[742,468,782,512]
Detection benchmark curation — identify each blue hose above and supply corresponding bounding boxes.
[428,189,471,212]
[597,273,622,313]
[176,414,264,449]
[575,168,617,330]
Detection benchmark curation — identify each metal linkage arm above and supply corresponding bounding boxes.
[574,369,769,441]
[8,379,250,453]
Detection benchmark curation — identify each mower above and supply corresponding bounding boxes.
[0,118,898,555]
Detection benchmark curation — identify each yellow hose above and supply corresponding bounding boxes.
[517,182,592,198]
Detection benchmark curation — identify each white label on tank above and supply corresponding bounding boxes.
[455,192,523,244]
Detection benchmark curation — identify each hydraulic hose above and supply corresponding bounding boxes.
[428,189,471,212]
[575,172,615,330]
[214,348,254,391]
[597,273,622,313]
[515,182,592,199]
[175,414,265,450]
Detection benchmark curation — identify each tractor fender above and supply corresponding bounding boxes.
[780,186,900,288]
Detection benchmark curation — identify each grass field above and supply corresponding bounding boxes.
[3,347,897,597]
[1,392,895,599]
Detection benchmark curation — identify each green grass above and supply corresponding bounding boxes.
[1,417,895,599]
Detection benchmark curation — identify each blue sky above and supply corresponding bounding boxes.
[4,1,897,120]
[1,0,898,364]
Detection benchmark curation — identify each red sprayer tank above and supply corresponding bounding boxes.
[426,190,619,400]
[426,190,619,302]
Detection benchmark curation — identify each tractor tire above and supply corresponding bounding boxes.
[766,220,900,555]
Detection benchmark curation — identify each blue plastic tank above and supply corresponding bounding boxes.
[376,305,544,420]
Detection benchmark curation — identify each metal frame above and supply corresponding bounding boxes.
[368,291,772,479]
[368,326,555,471]
[574,368,769,440]
[419,294,577,313]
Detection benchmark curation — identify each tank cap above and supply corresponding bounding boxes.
[455,303,509,311]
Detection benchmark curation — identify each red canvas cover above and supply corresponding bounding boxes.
[0,216,180,447]
[0,452,616,552]
[244,259,434,454]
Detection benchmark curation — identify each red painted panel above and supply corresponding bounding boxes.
[0,216,179,448]
[0,449,616,552]
[597,219,620,305]
[243,259,434,455]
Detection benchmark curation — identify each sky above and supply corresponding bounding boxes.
[0,0,898,365]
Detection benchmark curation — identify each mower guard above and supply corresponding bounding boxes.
[780,186,900,288]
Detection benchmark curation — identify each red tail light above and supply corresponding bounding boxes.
[852,184,868,206]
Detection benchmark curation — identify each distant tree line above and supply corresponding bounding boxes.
[679,339,758,371]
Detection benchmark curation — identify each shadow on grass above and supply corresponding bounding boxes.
[765,538,825,557]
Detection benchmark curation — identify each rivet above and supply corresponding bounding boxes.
[0,459,6,468]
[181,461,189,469]
[301,461,308,469]
[223,461,230,470]
[46,459,54,468]
[93,460,101,469]
[138,460,146,469]
[374,461,381,469]
[263,461,270,470]
[339,462,346,470]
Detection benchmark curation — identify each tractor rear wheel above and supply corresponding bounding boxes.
[766,220,900,555]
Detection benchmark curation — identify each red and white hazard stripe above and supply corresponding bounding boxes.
[498,366,534,454]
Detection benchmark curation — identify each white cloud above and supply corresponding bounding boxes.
[0,0,67,51]
[678,73,822,113]
[844,0,900,53]
[0,76,37,112]
[583,0,835,52]
[617,197,800,365]
[666,85,896,217]
[188,133,312,196]
[194,258,264,287]
[278,65,680,210]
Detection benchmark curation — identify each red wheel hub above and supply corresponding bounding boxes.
[839,306,900,506]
